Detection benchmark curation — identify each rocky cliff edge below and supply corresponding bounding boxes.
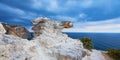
[0,17,105,60]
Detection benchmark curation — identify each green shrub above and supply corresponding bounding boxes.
[107,49,120,60]
[79,37,93,51]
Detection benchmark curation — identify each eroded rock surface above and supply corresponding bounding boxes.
[0,23,6,34]
[61,21,73,28]
[32,17,85,60]
[0,17,105,60]
[0,34,55,60]
[1,23,31,39]
[32,17,73,37]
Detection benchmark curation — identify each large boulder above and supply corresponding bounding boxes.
[1,23,31,39]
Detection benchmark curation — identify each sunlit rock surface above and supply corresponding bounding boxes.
[82,50,105,60]
[61,21,73,28]
[32,17,73,37]
[32,17,84,60]
[0,23,6,34]
[0,34,55,60]
[0,17,105,60]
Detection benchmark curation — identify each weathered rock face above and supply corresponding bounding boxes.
[31,17,105,60]
[61,21,73,28]
[1,23,31,39]
[32,18,46,37]
[0,17,105,60]
[32,17,73,37]
[32,17,85,60]
[0,23,6,34]
[0,34,55,60]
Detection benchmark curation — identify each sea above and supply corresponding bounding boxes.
[65,32,120,50]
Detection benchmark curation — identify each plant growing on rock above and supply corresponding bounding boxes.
[107,49,120,60]
[79,37,94,51]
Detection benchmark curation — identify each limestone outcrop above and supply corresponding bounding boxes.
[0,17,105,60]
[0,34,55,60]
[32,17,73,37]
[1,23,31,39]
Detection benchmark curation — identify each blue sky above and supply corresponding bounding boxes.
[0,0,120,32]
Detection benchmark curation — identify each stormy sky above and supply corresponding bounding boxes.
[0,0,120,32]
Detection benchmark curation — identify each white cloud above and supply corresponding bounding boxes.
[30,0,93,13]
[5,0,115,16]
[12,19,25,22]
[46,0,59,11]
[32,0,42,9]
[21,12,38,20]
[46,0,119,13]
[79,13,87,18]
[63,17,120,33]
[51,15,77,22]
[50,13,88,22]
[0,2,38,20]
[80,0,93,8]
[28,0,119,14]
[65,0,93,8]
[0,3,25,15]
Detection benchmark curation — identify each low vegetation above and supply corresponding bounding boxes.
[79,37,93,51]
[107,49,120,60]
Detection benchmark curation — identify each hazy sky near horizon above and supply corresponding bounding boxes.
[0,0,120,32]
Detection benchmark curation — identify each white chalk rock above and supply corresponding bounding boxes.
[82,50,106,60]
[32,17,106,60]
[32,17,85,60]
[0,23,6,34]
[0,34,55,60]
[0,17,106,60]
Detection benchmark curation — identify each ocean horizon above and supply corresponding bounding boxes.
[65,32,120,50]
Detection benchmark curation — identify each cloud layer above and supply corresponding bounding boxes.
[63,18,120,32]
[0,0,120,32]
